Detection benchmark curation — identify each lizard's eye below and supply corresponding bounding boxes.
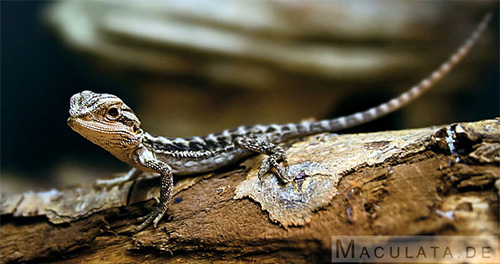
[107,107,120,118]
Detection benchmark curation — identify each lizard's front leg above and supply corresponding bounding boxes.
[95,167,142,188]
[234,136,291,183]
[133,149,173,232]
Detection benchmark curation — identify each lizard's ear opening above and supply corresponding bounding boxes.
[133,123,142,134]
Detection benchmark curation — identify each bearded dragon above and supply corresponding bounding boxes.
[67,13,491,232]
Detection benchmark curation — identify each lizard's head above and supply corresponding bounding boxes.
[67,91,143,155]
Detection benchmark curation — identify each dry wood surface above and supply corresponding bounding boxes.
[1,119,499,263]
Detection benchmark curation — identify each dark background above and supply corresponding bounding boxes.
[1,1,498,191]
[1,1,134,184]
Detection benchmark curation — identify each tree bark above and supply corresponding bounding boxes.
[1,119,499,264]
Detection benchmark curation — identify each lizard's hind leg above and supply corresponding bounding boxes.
[234,136,291,183]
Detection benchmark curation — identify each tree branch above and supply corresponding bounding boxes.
[1,119,499,263]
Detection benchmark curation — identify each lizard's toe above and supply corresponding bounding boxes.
[257,155,292,183]
[133,205,167,232]
[153,210,167,227]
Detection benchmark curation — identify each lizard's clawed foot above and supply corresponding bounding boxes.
[234,136,293,183]
[133,205,167,233]
[258,153,292,183]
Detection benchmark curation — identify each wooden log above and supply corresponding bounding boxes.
[1,119,498,263]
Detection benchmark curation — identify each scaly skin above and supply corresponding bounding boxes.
[67,13,490,232]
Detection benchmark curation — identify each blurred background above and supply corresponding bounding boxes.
[1,1,498,194]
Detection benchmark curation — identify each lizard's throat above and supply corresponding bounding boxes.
[68,117,142,162]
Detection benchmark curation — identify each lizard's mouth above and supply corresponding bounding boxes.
[67,116,77,129]
[67,117,103,134]
[67,117,139,138]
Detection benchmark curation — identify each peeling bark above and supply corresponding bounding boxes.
[1,119,499,263]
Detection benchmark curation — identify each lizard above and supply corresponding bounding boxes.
[67,13,491,232]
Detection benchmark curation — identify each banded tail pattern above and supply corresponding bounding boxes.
[288,13,492,137]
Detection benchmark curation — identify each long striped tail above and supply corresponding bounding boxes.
[305,12,491,134]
